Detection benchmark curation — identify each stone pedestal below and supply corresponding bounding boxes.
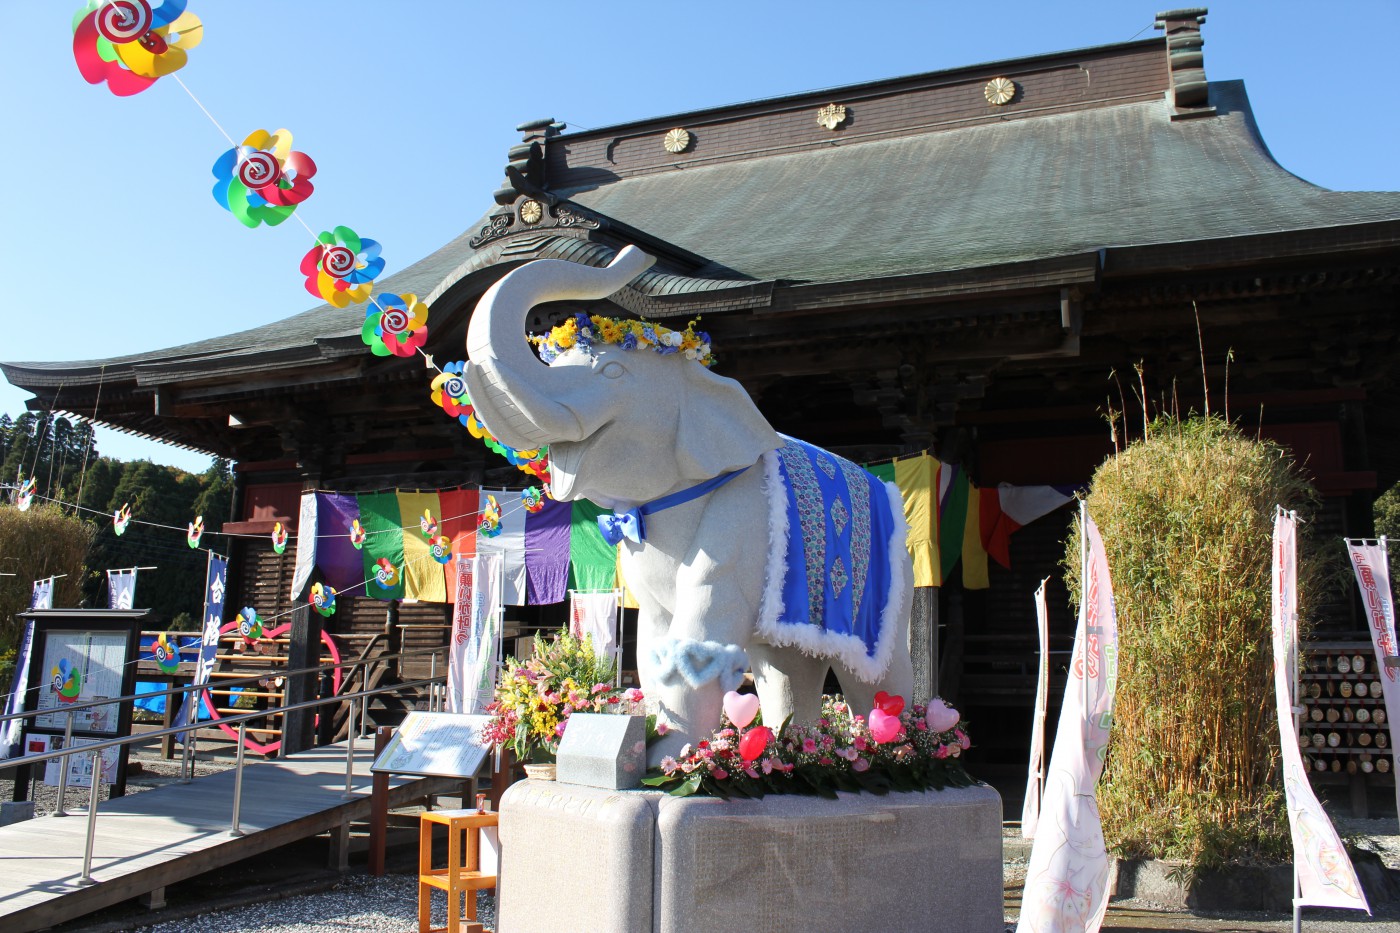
[498,780,1003,933]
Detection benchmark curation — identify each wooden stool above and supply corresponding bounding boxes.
[418,808,498,933]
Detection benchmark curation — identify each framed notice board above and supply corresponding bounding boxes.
[371,712,492,779]
[16,610,147,798]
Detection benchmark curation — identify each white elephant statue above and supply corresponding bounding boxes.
[462,246,914,763]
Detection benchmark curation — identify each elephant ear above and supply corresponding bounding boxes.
[674,363,781,480]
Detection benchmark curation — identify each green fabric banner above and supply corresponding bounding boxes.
[568,499,618,592]
[358,491,406,600]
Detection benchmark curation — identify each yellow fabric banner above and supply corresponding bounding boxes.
[894,454,941,587]
[396,491,447,603]
[962,485,989,590]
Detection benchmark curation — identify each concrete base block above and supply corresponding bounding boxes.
[499,779,1003,933]
[0,801,35,826]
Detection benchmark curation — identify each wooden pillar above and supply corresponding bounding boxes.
[910,587,939,703]
[368,726,393,876]
[939,587,965,703]
[282,605,321,756]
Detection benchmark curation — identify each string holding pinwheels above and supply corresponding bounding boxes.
[212,129,317,228]
[72,0,203,97]
[301,226,384,307]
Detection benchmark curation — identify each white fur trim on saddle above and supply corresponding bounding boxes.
[649,638,749,693]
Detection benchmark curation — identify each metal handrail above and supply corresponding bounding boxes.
[0,645,445,725]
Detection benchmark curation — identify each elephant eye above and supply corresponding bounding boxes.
[600,361,625,379]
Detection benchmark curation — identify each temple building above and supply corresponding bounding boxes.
[6,9,1400,801]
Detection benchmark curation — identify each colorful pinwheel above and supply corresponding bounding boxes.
[153,632,181,674]
[212,128,317,228]
[15,477,35,511]
[113,502,132,535]
[187,515,204,548]
[373,558,400,590]
[362,293,429,358]
[300,226,383,307]
[349,518,366,549]
[72,0,203,97]
[478,495,502,538]
[51,659,82,702]
[521,486,544,513]
[420,509,438,538]
[236,606,264,644]
[466,412,551,482]
[271,521,289,554]
[429,362,474,426]
[309,582,337,617]
[429,535,452,564]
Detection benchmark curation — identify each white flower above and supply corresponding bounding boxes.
[661,330,683,347]
[683,349,698,360]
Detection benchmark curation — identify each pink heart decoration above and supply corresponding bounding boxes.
[873,690,905,717]
[926,698,960,733]
[723,690,761,730]
[869,708,902,744]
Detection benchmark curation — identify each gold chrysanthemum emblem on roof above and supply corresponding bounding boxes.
[816,103,847,130]
[663,128,692,153]
[984,77,1016,105]
[519,199,543,224]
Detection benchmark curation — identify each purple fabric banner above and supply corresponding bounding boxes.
[316,492,364,592]
[525,497,572,605]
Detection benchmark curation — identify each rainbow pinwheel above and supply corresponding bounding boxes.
[309,582,337,618]
[466,413,551,482]
[521,486,545,514]
[349,518,366,550]
[187,515,204,548]
[15,477,35,511]
[72,0,203,97]
[113,502,132,535]
[420,509,438,538]
[212,129,317,228]
[429,362,474,426]
[236,606,264,644]
[271,522,288,554]
[300,226,383,307]
[429,535,452,564]
[153,632,181,674]
[478,495,502,538]
[373,558,400,590]
[51,659,82,702]
[362,293,429,358]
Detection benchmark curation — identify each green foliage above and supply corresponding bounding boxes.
[1374,483,1400,580]
[1,413,98,505]
[0,504,96,656]
[1069,415,1317,870]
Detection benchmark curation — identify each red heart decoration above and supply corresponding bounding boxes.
[738,726,774,762]
[869,709,902,744]
[873,691,905,717]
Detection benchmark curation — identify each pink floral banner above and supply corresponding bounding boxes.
[1279,514,1367,911]
[1017,509,1118,933]
[1346,540,1400,822]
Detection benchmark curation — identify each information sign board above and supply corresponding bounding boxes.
[371,711,492,779]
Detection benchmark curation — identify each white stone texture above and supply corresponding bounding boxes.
[556,713,647,790]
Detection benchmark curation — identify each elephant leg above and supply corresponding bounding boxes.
[749,643,828,729]
[838,584,915,715]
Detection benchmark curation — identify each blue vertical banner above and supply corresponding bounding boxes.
[107,569,138,610]
[1,621,35,758]
[181,553,228,738]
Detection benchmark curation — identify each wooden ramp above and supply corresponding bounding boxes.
[0,741,461,933]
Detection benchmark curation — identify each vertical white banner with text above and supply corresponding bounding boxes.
[1022,576,1052,840]
[1017,510,1118,933]
[1278,513,1367,911]
[1346,539,1400,820]
[451,552,503,715]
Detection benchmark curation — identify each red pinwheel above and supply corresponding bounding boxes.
[72,0,203,97]
[212,129,317,228]
[362,293,429,358]
[301,226,384,307]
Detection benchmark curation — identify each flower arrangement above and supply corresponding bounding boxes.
[642,692,973,799]
[530,312,715,368]
[482,632,645,763]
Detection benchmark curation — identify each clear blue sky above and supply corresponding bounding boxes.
[3,1,1396,474]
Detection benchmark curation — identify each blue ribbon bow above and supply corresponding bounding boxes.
[596,466,750,547]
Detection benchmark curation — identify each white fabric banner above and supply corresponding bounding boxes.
[1278,514,1367,910]
[449,552,503,714]
[1346,540,1400,821]
[289,492,318,601]
[1017,510,1118,933]
[477,488,527,606]
[106,569,137,610]
[30,578,53,610]
[571,590,621,665]
[1022,576,1052,840]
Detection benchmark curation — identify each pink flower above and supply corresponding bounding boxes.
[836,747,858,761]
[852,758,871,772]
[744,766,760,779]
[957,730,970,749]
[655,721,670,736]
[555,721,568,737]
[623,687,644,703]
[832,702,847,714]
[949,744,961,758]
[935,746,950,759]
[660,756,679,773]
[802,738,818,753]
[592,683,611,694]
[854,736,868,752]
[761,758,773,774]
[713,768,729,780]
[819,756,834,766]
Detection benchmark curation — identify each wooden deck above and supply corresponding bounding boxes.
[0,741,461,933]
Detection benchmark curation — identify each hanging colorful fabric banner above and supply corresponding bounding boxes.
[569,499,618,592]
[477,489,526,606]
[1280,514,1368,911]
[1346,539,1400,816]
[397,491,447,602]
[449,552,503,714]
[290,493,317,601]
[1022,576,1051,841]
[106,569,138,610]
[525,497,571,605]
[315,492,364,592]
[937,462,969,582]
[30,578,54,610]
[981,484,1077,569]
[440,488,479,601]
[892,455,940,588]
[961,484,989,589]
[1017,508,1118,933]
[571,590,621,665]
[357,492,406,601]
[1,621,35,759]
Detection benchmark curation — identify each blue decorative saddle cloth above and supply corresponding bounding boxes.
[757,436,908,682]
